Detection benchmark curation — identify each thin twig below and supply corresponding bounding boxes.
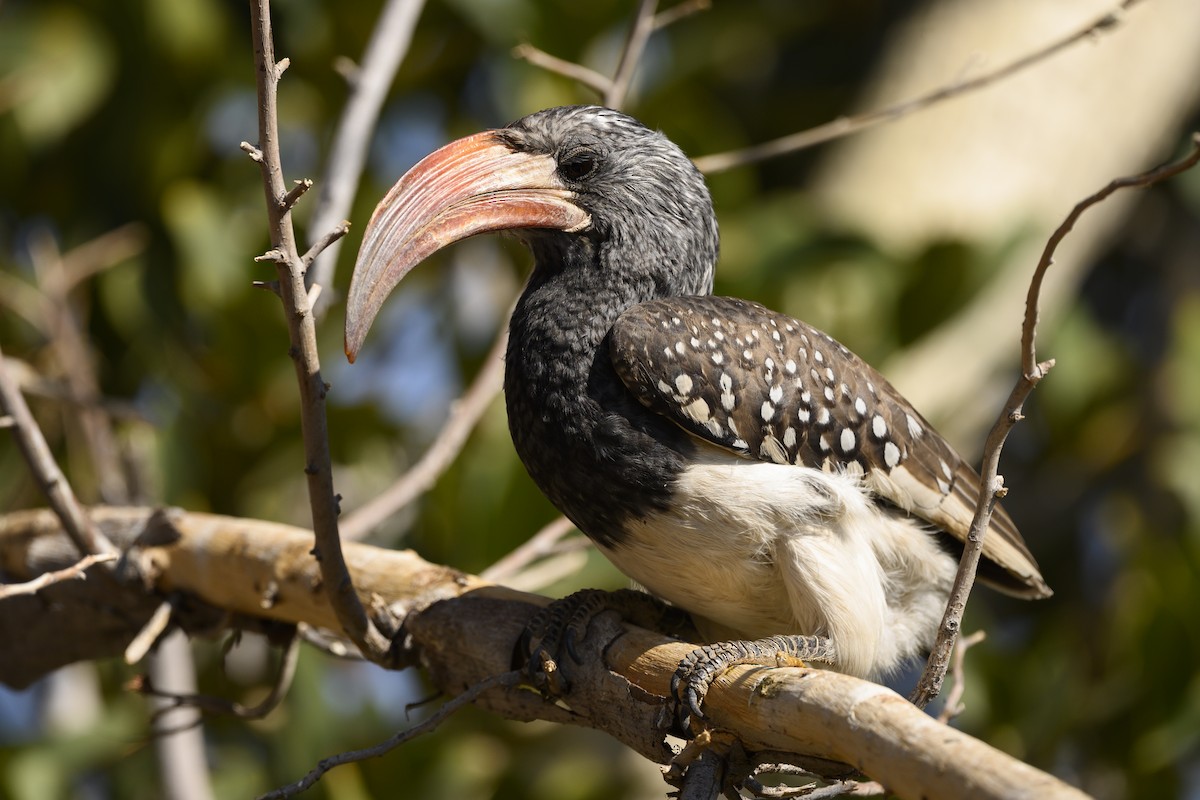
[0,551,118,599]
[910,132,1200,708]
[937,630,986,724]
[340,326,508,540]
[138,631,301,721]
[0,342,114,556]
[481,515,577,582]
[1,356,146,421]
[257,671,520,800]
[298,623,363,660]
[605,0,658,110]
[245,0,392,663]
[514,0,707,107]
[692,0,1144,174]
[512,44,613,97]
[306,0,427,316]
[301,220,350,268]
[125,599,174,664]
[280,178,313,212]
[58,222,149,293]
[652,0,709,31]
[29,228,131,503]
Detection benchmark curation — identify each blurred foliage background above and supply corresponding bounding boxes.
[2,0,1200,798]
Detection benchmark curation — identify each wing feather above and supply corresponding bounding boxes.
[610,296,1050,598]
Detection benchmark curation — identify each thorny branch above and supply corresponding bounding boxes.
[244,0,392,663]
[910,132,1200,709]
[691,0,1145,174]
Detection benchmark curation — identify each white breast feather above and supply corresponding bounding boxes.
[600,443,958,679]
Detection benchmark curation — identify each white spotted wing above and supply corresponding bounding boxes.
[610,296,1049,598]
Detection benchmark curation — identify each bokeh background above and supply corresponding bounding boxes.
[2,0,1200,798]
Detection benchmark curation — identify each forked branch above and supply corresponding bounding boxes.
[910,133,1200,708]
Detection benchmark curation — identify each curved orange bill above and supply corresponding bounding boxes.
[344,130,591,362]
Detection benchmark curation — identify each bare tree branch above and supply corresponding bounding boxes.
[0,342,114,556]
[28,228,131,503]
[57,222,148,293]
[910,132,1200,708]
[137,631,300,721]
[306,0,427,316]
[606,0,658,110]
[1,505,1091,800]
[340,326,508,540]
[0,551,116,599]
[125,599,174,664]
[652,0,709,32]
[691,0,1145,174]
[937,630,986,725]
[244,0,392,663]
[258,671,520,800]
[512,44,613,97]
[515,0,707,110]
[481,514,577,583]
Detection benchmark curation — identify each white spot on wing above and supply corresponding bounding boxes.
[906,413,923,438]
[683,398,711,424]
[675,374,694,395]
[872,415,887,438]
[884,441,901,468]
[840,428,856,453]
[769,385,783,403]
[761,401,776,422]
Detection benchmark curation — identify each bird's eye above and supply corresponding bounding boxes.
[558,150,598,182]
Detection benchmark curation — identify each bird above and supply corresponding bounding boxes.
[344,105,1051,709]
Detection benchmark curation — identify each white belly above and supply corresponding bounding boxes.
[598,444,958,679]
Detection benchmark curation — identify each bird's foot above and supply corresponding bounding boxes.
[671,634,836,729]
[515,587,693,697]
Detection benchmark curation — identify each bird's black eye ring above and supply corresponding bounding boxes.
[558,149,599,183]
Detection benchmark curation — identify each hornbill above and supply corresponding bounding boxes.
[344,105,1050,714]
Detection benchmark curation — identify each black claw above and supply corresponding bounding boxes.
[514,588,678,697]
[671,635,836,729]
